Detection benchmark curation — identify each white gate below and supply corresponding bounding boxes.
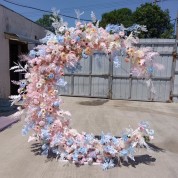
[60,39,178,102]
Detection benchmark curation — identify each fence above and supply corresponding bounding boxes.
[59,39,178,102]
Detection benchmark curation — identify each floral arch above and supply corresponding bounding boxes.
[10,11,161,170]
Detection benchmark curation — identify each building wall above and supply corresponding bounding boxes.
[0,5,46,98]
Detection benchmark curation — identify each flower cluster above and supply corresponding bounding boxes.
[10,11,159,170]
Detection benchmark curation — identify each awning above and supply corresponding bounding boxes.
[4,32,41,44]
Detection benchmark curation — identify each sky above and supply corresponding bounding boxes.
[0,0,178,27]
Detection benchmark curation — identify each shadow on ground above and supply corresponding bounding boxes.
[78,99,109,106]
[122,154,156,168]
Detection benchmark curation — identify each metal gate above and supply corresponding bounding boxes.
[60,39,178,102]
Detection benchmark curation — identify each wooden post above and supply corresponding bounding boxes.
[108,54,113,99]
[176,12,178,40]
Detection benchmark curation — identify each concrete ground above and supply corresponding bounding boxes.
[0,96,178,178]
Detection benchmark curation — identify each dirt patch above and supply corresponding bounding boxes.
[78,99,109,106]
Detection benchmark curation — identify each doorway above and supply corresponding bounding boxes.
[9,40,28,95]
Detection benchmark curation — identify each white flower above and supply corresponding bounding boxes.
[36,83,42,88]
[58,26,66,33]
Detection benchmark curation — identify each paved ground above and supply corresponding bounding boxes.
[0,97,178,178]
[0,98,17,117]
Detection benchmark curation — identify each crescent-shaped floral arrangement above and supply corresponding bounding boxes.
[10,11,162,170]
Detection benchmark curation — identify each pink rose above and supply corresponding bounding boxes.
[119,31,125,37]
[76,21,82,27]
[45,55,52,62]
[75,30,82,36]
[58,45,64,51]
[70,39,76,45]
[39,121,45,126]
[33,99,39,105]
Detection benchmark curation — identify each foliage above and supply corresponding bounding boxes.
[36,14,60,32]
[100,3,174,38]
[100,8,134,28]
[133,3,174,38]
[36,14,53,28]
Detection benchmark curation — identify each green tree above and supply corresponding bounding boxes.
[133,3,174,38]
[100,8,134,28]
[36,14,53,29]
[100,3,174,38]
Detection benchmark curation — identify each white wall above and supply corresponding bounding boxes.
[0,5,46,98]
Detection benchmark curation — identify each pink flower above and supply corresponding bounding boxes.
[46,47,52,53]
[66,45,71,50]
[75,30,82,35]
[45,55,52,62]
[33,98,39,105]
[119,31,125,37]
[76,21,82,28]
[70,39,76,45]
[36,59,42,65]
[58,45,64,51]
[87,22,93,28]
[39,120,45,127]
[47,106,54,113]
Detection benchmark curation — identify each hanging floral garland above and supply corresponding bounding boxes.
[10,11,162,170]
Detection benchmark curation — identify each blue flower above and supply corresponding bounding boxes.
[112,136,119,145]
[41,149,49,155]
[56,78,67,87]
[20,81,27,88]
[102,159,115,170]
[147,66,154,74]
[42,144,48,150]
[122,134,129,142]
[78,147,88,155]
[147,129,154,136]
[66,138,74,146]
[85,134,94,143]
[104,146,117,155]
[21,123,34,136]
[29,50,36,58]
[120,48,126,56]
[127,146,135,160]
[53,101,60,108]
[46,116,54,124]
[100,132,112,145]
[40,34,54,44]
[105,24,124,34]
[75,36,80,42]
[139,121,150,130]
[126,24,145,32]
[60,152,68,160]
[73,153,79,161]
[41,129,51,141]
[21,128,28,136]
[52,148,60,155]
[119,149,128,157]
[57,35,64,44]
[48,73,55,79]
[52,133,63,146]
[66,62,82,73]
[113,56,121,68]
[82,50,88,59]
[36,49,46,57]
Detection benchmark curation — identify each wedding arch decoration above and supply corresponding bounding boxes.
[10,11,162,170]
